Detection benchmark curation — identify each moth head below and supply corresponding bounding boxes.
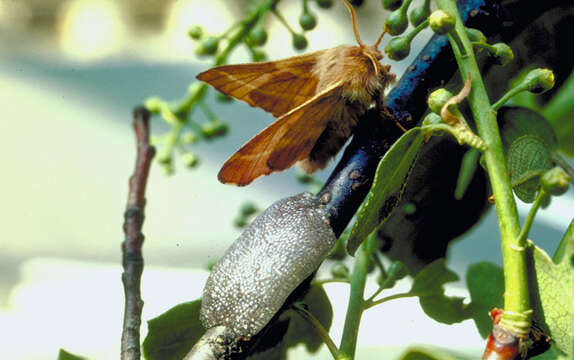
[343,0,386,61]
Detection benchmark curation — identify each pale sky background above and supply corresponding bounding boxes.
[0,0,572,359]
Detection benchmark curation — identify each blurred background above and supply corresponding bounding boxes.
[0,0,572,359]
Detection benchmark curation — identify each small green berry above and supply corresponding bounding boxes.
[247,25,268,47]
[187,25,203,40]
[427,88,454,114]
[202,120,229,139]
[422,112,443,126]
[182,131,198,144]
[382,0,402,11]
[491,43,514,66]
[196,36,219,56]
[523,68,555,94]
[234,216,248,228]
[292,33,308,50]
[410,5,430,27]
[216,91,233,103]
[145,97,164,113]
[182,152,199,168]
[240,202,258,217]
[429,10,456,35]
[162,163,174,176]
[206,259,217,271]
[540,167,570,196]
[385,8,409,36]
[251,49,267,62]
[299,11,317,31]
[157,152,172,165]
[331,263,350,279]
[465,28,486,43]
[296,172,314,184]
[316,0,334,9]
[385,36,411,60]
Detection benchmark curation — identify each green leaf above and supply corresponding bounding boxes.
[531,344,570,360]
[499,106,558,152]
[282,284,333,354]
[348,128,424,255]
[410,259,470,324]
[527,220,574,356]
[58,349,87,360]
[411,259,458,295]
[142,300,204,360]
[508,134,553,202]
[466,262,504,338]
[399,345,475,360]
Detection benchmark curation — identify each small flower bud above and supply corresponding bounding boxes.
[465,28,486,43]
[292,33,308,50]
[162,163,174,176]
[316,0,334,9]
[240,202,258,217]
[182,152,199,168]
[429,10,456,35]
[422,113,443,126]
[491,43,514,66]
[382,0,402,11]
[523,68,555,94]
[216,91,233,103]
[410,5,430,27]
[182,131,198,144]
[385,36,411,60]
[247,26,268,47]
[427,88,454,114]
[145,97,163,113]
[296,172,314,184]
[386,8,408,36]
[196,36,219,56]
[331,263,350,279]
[251,49,266,62]
[233,216,248,228]
[299,11,317,31]
[202,120,229,139]
[157,152,172,165]
[540,167,570,196]
[187,25,203,40]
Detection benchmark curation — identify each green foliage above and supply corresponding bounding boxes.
[142,300,205,360]
[508,135,553,203]
[142,285,333,360]
[399,345,474,360]
[348,128,424,255]
[526,221,574,356]
[58,349,87,360]
[466,262,504,338]
[410,259,470,324]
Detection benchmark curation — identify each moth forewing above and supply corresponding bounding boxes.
[198,0,394,186]
[217,83,344,186]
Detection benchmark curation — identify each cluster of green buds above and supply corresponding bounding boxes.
[187,25,221,57]
[233,201,259,228]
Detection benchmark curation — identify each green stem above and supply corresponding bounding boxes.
[436,0,530,337]
[516,189,546,246]
[292,303,342,359]
[313,278,351,286]
[364,292,416,310]
[339,234,376,359]
[491,82,529,111]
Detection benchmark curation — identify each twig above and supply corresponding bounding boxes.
[121,107,156,360]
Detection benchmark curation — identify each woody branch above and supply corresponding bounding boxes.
[121,107,155,360]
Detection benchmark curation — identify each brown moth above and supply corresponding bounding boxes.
[197,0,395,186]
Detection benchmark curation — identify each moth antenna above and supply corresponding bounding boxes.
[342,0,365,47]
[373,27,387,49]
